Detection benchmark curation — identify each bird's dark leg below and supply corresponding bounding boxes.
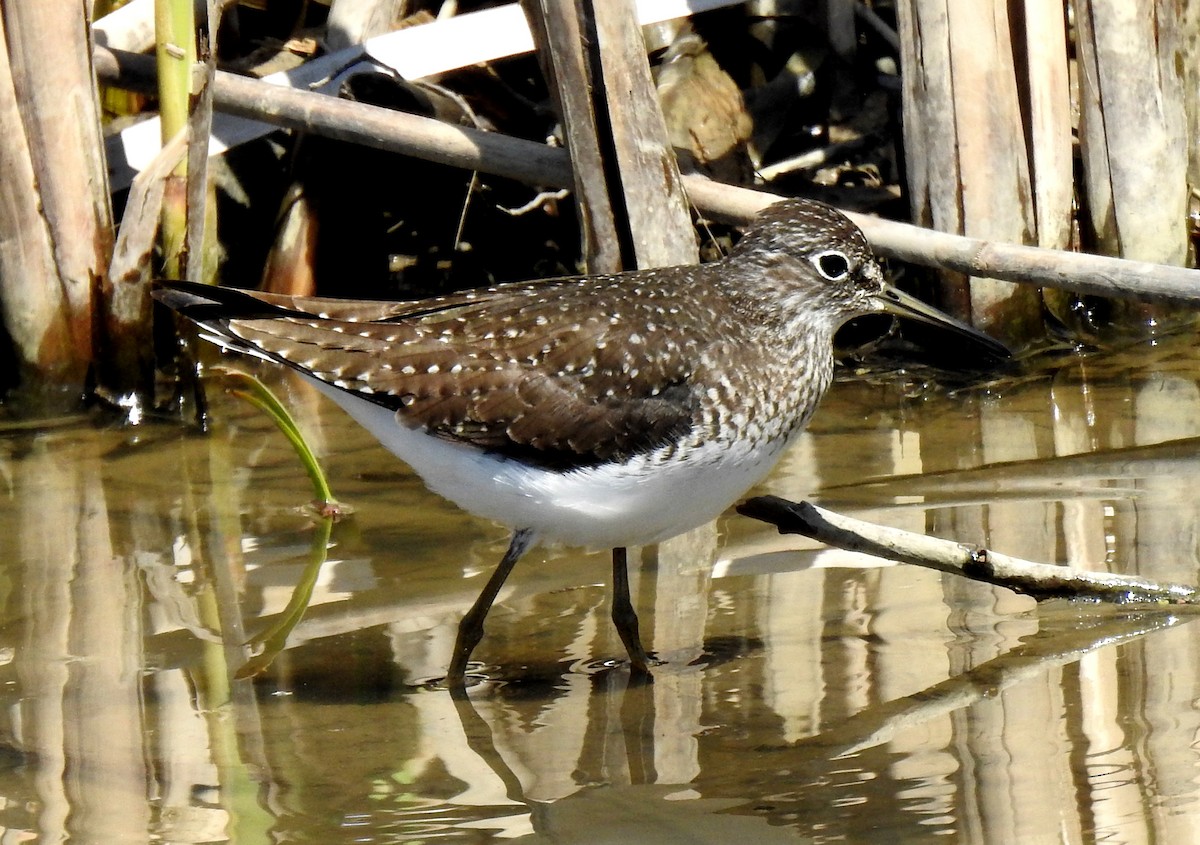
[446,528,535,688]
[611,547,653,674]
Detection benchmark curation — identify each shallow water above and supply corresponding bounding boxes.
[2,330,1200,843]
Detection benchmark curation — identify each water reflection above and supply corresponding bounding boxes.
[2,334,1200,842]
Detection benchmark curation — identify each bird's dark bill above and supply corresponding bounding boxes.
[875,285,1011,361]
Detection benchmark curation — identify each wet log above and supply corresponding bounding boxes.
[682,178,1200,304]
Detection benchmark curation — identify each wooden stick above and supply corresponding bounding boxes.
[94,47,1200,303]
[736,495,1200,604]
[679,177,1200,302]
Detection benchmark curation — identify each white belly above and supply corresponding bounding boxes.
[309,378,788,549]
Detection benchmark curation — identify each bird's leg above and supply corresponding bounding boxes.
[611,547,653,675]
[446,528,535,688]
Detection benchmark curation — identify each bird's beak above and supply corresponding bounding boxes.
[874,285,1012,361]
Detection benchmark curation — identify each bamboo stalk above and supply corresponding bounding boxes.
[155,0,196,279]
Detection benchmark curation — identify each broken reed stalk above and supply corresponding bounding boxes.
[0,4,113,408]
[736,495,1200,604]
[896,0,1041,343]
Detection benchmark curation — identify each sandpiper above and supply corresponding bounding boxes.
[155,198,1005,685]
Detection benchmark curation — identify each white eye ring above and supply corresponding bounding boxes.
[811,250,851,281]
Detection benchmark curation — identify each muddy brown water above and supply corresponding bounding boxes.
[1,331,1199,843]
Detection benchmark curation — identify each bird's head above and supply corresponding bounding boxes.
[731,198,1008,359]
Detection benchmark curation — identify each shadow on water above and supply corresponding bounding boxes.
[3,330,1200,842]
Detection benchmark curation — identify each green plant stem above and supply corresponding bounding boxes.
[237,515,334,678]
[215,367,340,509]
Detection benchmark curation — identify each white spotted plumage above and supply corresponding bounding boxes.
[155,198,1003,679]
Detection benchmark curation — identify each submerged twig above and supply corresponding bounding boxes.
[737,495,1200,604]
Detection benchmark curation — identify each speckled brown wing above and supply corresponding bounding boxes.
[157,279,710,469]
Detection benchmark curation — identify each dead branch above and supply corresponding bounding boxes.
[736,495,1200,604]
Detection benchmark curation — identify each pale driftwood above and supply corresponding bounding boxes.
[222,67,573,186]
[521,0,625,273]
[736,495,1200,604]
[94,48,1200,303]
[680,178,1200,303]
[1075,0,1188,266]
[92,0,155,53]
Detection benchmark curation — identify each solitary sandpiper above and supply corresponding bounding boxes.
[155,197,1005,685]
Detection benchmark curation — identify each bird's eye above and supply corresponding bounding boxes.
[811,250,851,281]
